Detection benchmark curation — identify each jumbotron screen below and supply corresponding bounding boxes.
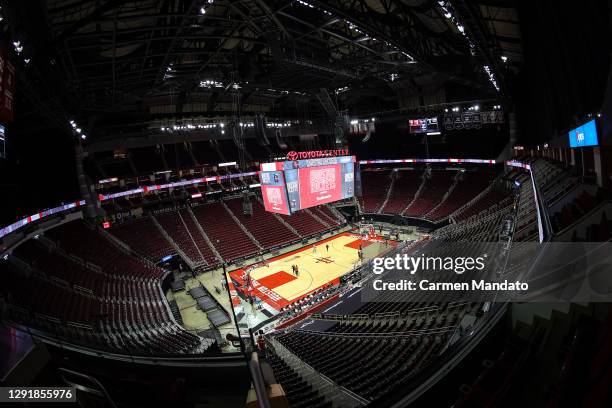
[260,155,355,214]
[409,117,439,134]
[259,170,291,215]
[568,119,598,148]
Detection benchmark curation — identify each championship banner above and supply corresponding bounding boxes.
[444,110,503,130]
[0,40,15,123]
[350,121,375,135]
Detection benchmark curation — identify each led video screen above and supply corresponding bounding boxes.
[298,164,342,208]
[409,117,439,134]
[259,170,291,215]
[260,156,355,214]
[568,119,598,148]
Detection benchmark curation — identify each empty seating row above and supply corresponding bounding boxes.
[360,170,392,213]
[110,217,175,262]
[427,172,493,220]
[45,221,166,280]
[279,210,328,238]
[155,211,207,266]
[551,190,603,233]
[313,206,343,227]
[275,330,448,401]
[380,170,423,214]
[2,220,210,355]
[225,198,300,250]
[191,202,260,263]
[12,240,102,291]
[404,171,456,217]
[453,190,510,222]
[266,352,332,408]
[179,208,219,266]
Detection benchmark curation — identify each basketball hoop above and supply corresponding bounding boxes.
[360,223,375,240]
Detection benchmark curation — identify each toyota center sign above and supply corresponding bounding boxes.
[286,149,349,161]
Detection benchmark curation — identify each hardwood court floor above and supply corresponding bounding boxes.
[230,232,392,309]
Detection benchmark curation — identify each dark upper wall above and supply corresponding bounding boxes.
[0,120,79,225]
[513,0,610,145]
[349,120,508,160]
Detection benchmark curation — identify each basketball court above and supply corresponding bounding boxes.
[228,231,396,311]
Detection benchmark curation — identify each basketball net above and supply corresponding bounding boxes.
[360,223,375,240]
[243,267,254,295]
[243,259,269,295]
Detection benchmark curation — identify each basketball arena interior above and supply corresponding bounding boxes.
[1,1,612,407]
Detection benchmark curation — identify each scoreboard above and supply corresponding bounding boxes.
[408,117,440,135]
[260,156,355,215]
[260,170,291,215]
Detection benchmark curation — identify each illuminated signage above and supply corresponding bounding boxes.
[506,160,531,170]
[0,200,86,239]
[409,117,439,134]
[286,149,349,161]
[568,119,598,148]
[360,158,496,165]
[218,161,237,167]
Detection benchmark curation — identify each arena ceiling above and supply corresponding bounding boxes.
[6,0,522,140]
